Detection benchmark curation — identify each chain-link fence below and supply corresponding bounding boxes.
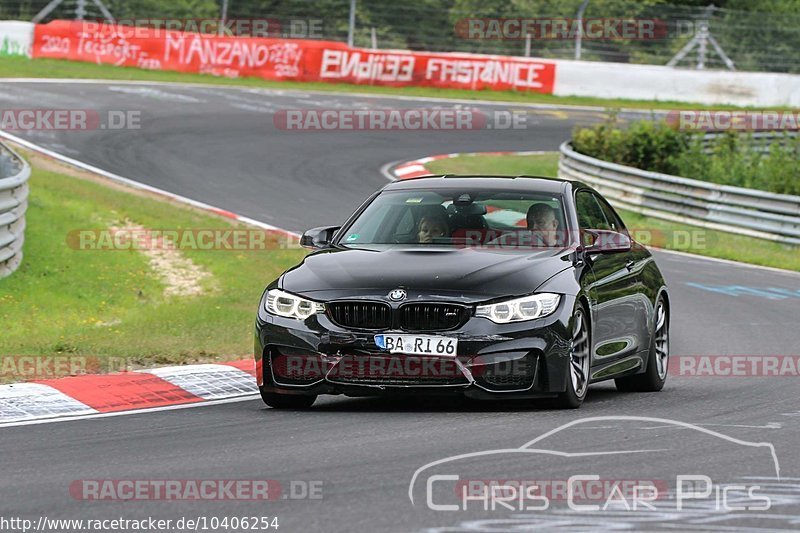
[2,0,798,74]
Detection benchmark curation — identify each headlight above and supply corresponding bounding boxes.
[475,293,561,324]
[265,289,325,319]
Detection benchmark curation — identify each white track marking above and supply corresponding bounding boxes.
[0,394,260,428]
[642,422,782,430]
[107,85,203,103]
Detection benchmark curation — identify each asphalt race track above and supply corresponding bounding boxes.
[2,81,800,531]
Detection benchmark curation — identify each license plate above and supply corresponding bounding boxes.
[374,334,458,356]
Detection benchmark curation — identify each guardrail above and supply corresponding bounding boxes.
[0,142,30,278]
[558,141,800,246]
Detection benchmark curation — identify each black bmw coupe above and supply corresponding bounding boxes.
[254,176,669,409]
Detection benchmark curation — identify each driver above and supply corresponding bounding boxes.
[526,203,561,247]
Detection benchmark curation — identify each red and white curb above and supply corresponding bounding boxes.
[0,360,258,426]
[390,155,449,180]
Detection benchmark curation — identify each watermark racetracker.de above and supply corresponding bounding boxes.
[666,110,800,131]
[273,108,529,131]
[0,356,134,380]
[671,355,800,377]
[0,109,141,131]
[76,18,324,38]
[454,18,697,41]
[69,479,323,501]
[66,228,299,251]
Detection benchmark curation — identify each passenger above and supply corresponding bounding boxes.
[416,207,449,244]
[526,203,560,247]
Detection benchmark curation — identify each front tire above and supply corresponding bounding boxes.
[554,305,591,409]
[260,388,317,409]
[615,295,669,392]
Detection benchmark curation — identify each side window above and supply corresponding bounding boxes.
[575,190,610,231]
[596,197,626,232]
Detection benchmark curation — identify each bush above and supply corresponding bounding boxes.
[759,139,800,195]
[572,116,691,175]
[571,118,800,196]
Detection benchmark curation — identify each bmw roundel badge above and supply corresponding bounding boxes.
[389,289,407,301]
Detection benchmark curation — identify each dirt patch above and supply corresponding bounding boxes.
[110,221,213,297]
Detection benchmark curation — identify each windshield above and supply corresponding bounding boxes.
[337,188,568,249]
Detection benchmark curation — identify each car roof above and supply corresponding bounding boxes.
[383,175,587,194]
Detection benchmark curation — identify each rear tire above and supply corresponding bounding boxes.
[615,295,669,392]
[259,388,317,409]
[554,305,591,409]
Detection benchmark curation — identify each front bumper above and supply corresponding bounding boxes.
[254,295,575,400]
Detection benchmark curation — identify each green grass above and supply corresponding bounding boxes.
[0,151,306,372]
[0,55,778,111]
[427,153,559,177]
[426,152,800,272]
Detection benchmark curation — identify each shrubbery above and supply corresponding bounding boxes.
[571,117,800,196]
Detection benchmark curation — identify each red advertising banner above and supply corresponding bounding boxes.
[32,20,556,94]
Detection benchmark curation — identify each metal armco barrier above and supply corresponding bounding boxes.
[558,141,800,246]
[0,142,30,278]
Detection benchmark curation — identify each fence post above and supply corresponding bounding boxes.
[347,0,356,47]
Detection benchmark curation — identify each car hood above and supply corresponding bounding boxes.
[280,245,574,304]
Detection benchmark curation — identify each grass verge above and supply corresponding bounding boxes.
[425,152,800,272]
[0,55,774,111]
[0,148,306,376]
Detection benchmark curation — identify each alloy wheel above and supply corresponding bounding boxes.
[570,308,591,397]
[654,300,669,380]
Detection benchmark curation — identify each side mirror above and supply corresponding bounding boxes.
[300,226,340,250]
[583,229,632,254]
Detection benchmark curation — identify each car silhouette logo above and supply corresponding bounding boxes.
[389,289,407,301]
